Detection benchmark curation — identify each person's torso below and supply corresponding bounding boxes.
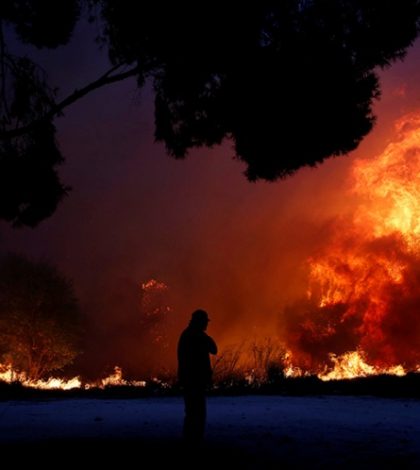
[178,328,212,386]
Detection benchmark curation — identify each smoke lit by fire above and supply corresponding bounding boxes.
[282,113,420,378]
[4,112,420,388]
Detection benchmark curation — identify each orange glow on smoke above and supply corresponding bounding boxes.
[6,113,420,385]
[286,112,420,378]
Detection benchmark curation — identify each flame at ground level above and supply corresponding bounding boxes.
[0,364,146,390]
[0,350,412,389]
[317,351,406,381]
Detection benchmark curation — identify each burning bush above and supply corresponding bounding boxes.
[0,254,83,380]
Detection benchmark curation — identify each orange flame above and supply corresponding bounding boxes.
[284,112,420,378]
[319,351,405,381]
[100,366,146,388]
[0,363,146,390]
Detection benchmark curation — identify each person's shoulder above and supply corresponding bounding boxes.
[179,327,190,337]
[178,327,189,342]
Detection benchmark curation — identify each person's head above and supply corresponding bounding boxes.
[189,309,210,330]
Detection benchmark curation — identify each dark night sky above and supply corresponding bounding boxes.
[1,19,420,375]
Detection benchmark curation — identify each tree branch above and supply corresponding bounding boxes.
[0,20,11,123]
[0,63,140,139]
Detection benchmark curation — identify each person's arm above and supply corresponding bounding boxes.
[207,335,217,355]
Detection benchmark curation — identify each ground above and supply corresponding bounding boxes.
[1,395,420,468]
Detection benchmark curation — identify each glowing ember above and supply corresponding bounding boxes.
[101,365,125,387]
[101,366,146,388]
[141,279,171,320]
[142,279,168,292]
[284,112,420,376]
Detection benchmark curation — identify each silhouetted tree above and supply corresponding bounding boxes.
[0,0,81,226]
[0,254,83,380]
[1,1,419,225]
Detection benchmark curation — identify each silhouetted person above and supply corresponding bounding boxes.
[177,309,217,444]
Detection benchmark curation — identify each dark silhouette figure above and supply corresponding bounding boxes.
[177,309,217,444]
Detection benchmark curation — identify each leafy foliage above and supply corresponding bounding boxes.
[2,0,80,48]
[0,254,83,380]
[95,1,420,179]
[0,1,79,225]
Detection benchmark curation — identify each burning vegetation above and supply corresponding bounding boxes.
[3,114,420,391]
[0,272,175,391]
[281,112,420,378]
[0,254,83,382]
